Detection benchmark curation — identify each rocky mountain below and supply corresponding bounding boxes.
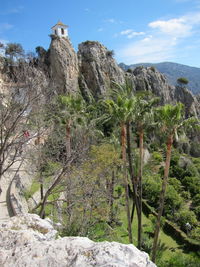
[78,41,125,98]
[1,37,200,118]
[126,66,200,117]
[119,62,200,95]
[49,35,79,94]
[0,214,156,267]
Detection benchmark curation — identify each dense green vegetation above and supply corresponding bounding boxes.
[20,79,200,266]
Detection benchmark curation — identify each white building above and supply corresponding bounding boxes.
[51,21,68,38]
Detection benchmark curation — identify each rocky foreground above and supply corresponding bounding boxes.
[0,214,156,267]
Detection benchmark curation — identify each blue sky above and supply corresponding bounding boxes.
[1,0,200,67]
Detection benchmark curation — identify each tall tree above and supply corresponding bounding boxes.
[5,43,24,62]
[151,103,192,262]
[134,93,159,249]
[104,80,137,243]
[56,94,86,160]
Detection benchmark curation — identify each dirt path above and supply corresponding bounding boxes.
[0,159,23,222]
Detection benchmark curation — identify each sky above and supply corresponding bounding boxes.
[1,0,200,67]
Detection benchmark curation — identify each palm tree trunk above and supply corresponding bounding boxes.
[152,134,173,263]
[138,129,144,249]
[109,170,115,224]
[131,202,135,223]
[121,122,133,243]
[66,120,71,159]
[126,122,140,224]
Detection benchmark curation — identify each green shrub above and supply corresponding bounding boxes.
[126,68,133,73]
[190,142,200,157]
[159,252,200,267]
[194,206,200,220]
[193,194,200,206]
[152,151,163,163]
[182,176,200,196]
[176,209,198,231]
[106,50,114,57]
[23,180,40,200]
[143,175,161,207]
[164,185,183,218]
[150,66,156,72]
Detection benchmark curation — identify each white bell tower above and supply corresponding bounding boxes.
[51,21,68,38]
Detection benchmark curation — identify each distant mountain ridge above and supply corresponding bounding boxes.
[119,62,200,95]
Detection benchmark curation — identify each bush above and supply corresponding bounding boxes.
[177,77,189,85]
[190,142,200,157]
[126,68,133,73]
[150,66,156,72]
[182,176,200,196]
[159,252,200,267]
[176,209,198,231]
[106,50,114,57]
[164,184,183,218]
[194,206,200,220]
[152,151,163,163]
[193,194,200,206]
[143,174,161,207]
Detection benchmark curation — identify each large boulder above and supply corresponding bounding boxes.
[0,214,156,267]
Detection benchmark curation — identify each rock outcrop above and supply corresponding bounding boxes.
[77,42,199,116]
[130,66,174,104]
[174,85,200,117]
[49,36,79,94]
[0,214,156,267]
[78,41,125,98]
[127,66,200,117]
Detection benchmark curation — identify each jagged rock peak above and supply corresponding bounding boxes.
[0,214,156,267]
[78,41,125,98]
[128,66,200,117]
[130,66,174,104]
[49,36,79,94]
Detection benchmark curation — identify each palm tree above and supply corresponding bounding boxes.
[103,80,137,243]
[39,93,86,219]
[57,94,86,159]
[134,93,159,249]
[152,102,187,262]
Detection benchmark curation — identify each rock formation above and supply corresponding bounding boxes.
[49,36,79,94]
[76,41,199,116]
[78,41,125,98]
[126,66,200,117]
[0,214,156,267]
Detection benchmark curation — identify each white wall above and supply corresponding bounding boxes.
[52,26,68,37]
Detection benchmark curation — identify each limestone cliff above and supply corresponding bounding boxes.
[78,41,125,98]
[127,66,200,117]
[0,214,156,267]
[49,36,79,94]
[77,41,199,116]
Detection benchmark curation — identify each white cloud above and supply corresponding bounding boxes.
[1,6,24,15]
[120,29,133,35]
[120,29,145,39]
[106,18,116,23]
[117,11,200,64]
[149,18,191,37]
[0,23,13,33]
[118,36,177,63]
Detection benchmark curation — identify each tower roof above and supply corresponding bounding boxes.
[51,21,68,29]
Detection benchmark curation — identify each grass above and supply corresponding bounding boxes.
[23,180,40,200]
[87,201,185,264]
